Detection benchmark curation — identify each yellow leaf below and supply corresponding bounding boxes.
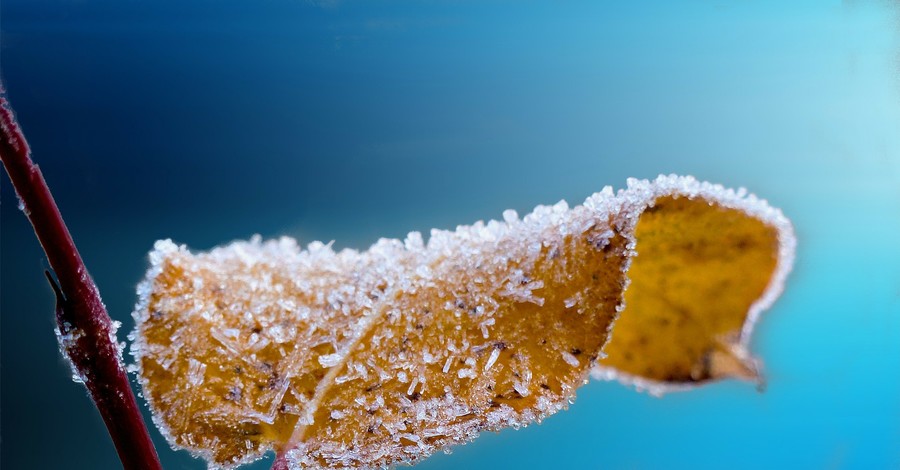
[130,175,795,468]
[596,194,789,391]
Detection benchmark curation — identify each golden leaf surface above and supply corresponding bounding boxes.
[597,195,780,386]
[130,176,795,469]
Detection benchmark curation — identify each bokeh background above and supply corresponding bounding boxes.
[2,1,899,468]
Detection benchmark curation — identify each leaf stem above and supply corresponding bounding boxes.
[271,452,289,470]
[0,91,162,470]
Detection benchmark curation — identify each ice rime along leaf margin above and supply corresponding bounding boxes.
[130,175,795,469]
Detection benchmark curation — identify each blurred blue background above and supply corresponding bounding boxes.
[2,1,898,468]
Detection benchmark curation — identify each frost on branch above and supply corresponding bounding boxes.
[129,175,795,468]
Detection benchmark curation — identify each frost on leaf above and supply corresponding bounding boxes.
[130,175,795,468]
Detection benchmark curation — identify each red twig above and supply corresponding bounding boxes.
[0,91,162,470]
[272,452,290,470]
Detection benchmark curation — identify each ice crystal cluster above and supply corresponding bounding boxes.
[130,175,795,469]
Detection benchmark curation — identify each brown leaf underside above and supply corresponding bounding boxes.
[136,195,780,468]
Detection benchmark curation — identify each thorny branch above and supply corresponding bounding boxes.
[0,90,162,470]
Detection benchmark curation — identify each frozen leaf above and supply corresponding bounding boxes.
[130,175,795,468]
[594,195,789,392]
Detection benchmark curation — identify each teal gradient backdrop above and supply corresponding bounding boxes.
[1,1,898,468]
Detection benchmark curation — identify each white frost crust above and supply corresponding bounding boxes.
[129,175,795,468]
[129,239,231,467]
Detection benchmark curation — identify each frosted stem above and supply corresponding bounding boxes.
[271,453,290,470]
[0,91,162,470]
